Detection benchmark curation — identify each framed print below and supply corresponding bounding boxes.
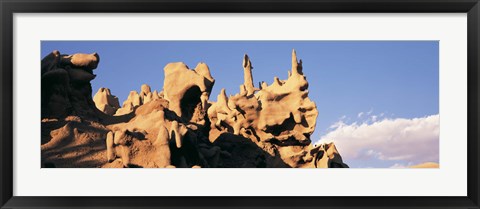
[1,0,479,208]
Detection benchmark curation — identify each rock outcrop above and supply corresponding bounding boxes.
[115,90,141,115]
[114,84,163,116]
[206,50,338,168]
[93,88,120,115]
[41,50,101,119]
[209,50,317,144]
[42,49,348,168]
[163,62,214,125]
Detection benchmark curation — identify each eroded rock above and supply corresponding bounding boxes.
[114,84,163,116]
[163,62,214,124]
[207,50,346,168]
[93,88,120,115]
[42,50,348,169]
[41,50,101,119]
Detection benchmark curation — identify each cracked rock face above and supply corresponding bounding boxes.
[42,49,348,168]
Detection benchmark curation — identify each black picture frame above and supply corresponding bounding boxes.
[1,0,479,208]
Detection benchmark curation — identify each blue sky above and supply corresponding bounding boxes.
[41,41,439,168]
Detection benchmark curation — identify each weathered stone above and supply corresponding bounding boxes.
[41,50,100,119]
[41,50,348,169]
[163,62,214,124]
[93,88,120,115]
[106,131,115,162]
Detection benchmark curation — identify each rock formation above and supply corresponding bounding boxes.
[207,50,334,168]
[163,62,214,125]
[41,49,348,168]
[41,50,101,119]
[115,90,141,115]
[242,54,255,96]
[115,84,163,116]
[93,88,120,115]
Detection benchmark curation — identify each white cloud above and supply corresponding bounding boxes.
[366,109,373,115]
[390,163,408,168]
[357,112,364,118]
[317,114,439,167]
[329,121,346,129]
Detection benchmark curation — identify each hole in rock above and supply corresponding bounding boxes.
[264,113,297,136]
[180,85,202,122]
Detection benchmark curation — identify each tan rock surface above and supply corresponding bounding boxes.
[163,62,214,124]
[41,50,348,168]
[207,50,338,168]
[409,162,439,168]
[115,91,141,116]
[93,88,120,115]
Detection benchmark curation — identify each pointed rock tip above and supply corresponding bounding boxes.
[194,62,214,82]
[243,54,251,68]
